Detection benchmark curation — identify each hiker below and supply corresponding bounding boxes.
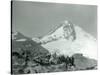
[65,56,70,69]
[70,56,75,67]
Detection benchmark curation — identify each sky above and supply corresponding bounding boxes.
[12,1,97,38]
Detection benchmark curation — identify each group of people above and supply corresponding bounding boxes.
[65,56,76,69]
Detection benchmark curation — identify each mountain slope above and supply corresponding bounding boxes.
[38,20,97,60]
[12,32,51,74]
[12,32,51,62]
[72,54,97,70]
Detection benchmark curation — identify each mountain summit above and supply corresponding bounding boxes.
[40,20,76,44]
[35,20,97,60]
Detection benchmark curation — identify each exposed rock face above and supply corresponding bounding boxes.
[63,21,76,40]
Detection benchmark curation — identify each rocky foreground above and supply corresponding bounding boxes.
[12,39,97,74]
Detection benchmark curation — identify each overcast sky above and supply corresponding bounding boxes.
[12,1,97,38]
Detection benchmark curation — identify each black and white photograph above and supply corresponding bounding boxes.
[11,0,98,74]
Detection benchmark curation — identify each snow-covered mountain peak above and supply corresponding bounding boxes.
[39,20,76,44]
[38,20,97,60]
